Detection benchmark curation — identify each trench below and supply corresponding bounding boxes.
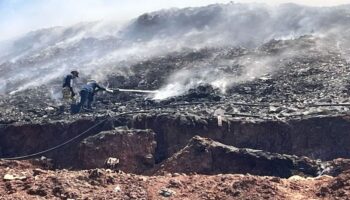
[1,113,350,177]
[130,113,350,163]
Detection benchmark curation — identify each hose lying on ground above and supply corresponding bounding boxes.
[0,111,152,160]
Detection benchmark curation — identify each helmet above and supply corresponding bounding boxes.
[71,70,79,77]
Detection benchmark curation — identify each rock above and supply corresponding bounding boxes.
[168,179,182,188]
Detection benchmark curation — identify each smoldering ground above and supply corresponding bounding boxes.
[1,3,350,99]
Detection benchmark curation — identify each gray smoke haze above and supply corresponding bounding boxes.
[1,3,350,98]
[153,45,305,99]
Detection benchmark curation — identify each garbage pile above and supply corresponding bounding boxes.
[1,36,350,124]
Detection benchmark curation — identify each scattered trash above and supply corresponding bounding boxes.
[159,188,174,197]
[104,157,120,170]
[3,174,27,181]
[114,185,121,193]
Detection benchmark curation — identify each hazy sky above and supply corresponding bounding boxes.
[1,0,350,40]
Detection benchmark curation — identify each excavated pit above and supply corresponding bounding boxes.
[1,113,350,178]
[131,113,350,162]
[0,117,117,168]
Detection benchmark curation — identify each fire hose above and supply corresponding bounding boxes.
[115,88,158,94]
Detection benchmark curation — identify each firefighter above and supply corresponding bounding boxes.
[62,70,79,100]
[74,80,114,113]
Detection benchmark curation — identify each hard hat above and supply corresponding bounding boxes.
[71,70,79,77]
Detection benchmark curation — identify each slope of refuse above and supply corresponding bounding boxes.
[1,36,350,124]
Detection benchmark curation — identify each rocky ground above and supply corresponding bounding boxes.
[2,35,350,199]
[1,154,350,199]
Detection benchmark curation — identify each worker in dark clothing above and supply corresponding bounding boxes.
[62,70,79,100]
[75,80,114,112]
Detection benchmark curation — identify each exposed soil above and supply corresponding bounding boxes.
[2,159,350,200]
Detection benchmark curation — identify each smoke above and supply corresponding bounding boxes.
[153,50,285,100]
[1,3,350,98]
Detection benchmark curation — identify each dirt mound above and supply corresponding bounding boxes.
[153,136,322,177]
[78,127,156,173]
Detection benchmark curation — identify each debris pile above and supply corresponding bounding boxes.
[1,36,350,124]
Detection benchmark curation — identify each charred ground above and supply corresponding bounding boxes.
[2,36,350,122]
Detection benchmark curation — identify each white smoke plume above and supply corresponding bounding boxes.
[1,3,350,98]
[153,50,288,99]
